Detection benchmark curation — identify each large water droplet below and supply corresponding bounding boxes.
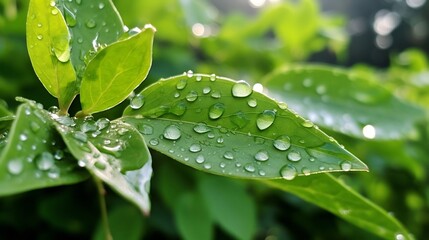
[254,150,269,162]
[7,159,23,175]
[186,91,198,102]
[170,101,187,116]
[130,94,144,109]
[230,111,249,129]
[340,161,352,171]
[194,123,211,134]
[280,165,297,180]
[36,152,55,171]
[273,135,291,151]
[189,143,202,153]
[176,79,187,90]
[287,151,301,162]
[223,151,234,160]
[232,80,252,98]
[209,103,225,119]
[163,125,181,140]
[196,155,205,163]
[256,110,276,130]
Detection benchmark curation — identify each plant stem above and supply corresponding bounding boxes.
[93,177,112,240]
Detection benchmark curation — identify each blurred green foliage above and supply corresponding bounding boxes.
[1,0,429,239]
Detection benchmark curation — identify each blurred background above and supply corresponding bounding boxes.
[1,0,429,239]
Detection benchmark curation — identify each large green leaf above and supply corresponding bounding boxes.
[123,73,367,179]
[52,116,152,214]
[56,0,125,79]
[262,65,424,140]
[80,25,155,115]
[0,102,88,196]
[263,173,413,240]
[26,0,77,112]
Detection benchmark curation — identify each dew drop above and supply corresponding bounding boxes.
[207,132,215,139]
[86,19,97,28]
[193,123,211,134]
[37,35,43,40]
[202,86,211,94]
[244,163,256,173]
[130,94,144,109]
[256,110,276,130]
[76,0,81,4]
[277,102,288,109]
[273,135,291,151]
[186,70,194,78]
[258,170,266,176]
[210,91,221,99]
[176,79,187,90]
[149,138,159,146]
[96,118,110,130]
[81,120,97,133]
[51,8,59,15]
[174,92,180,98]
[216,137,224,144]
[255,150,269,162]
[302,167,311,176]
[196,75,202,81]
[362,124,376,139]
[73,131,88,143]
[223,151,234,160]
[210,74,216,81]
[340,161,352,171]
[231,111,249,129]
[302,120,314,128]
[208,103,225,119]
[36,152,55,171]
[232,80,252,98]
[163,125,181,140]
[37,23,42,28]
[203,163,212,169]
[395,233,405,240]
[98,2,105,9]
[316,85,327,95]
[138,124,153,135]
[196,155,205,163]
[220,162,226,168]
[7,159,23,175]
[47,168,60,179]
[247,98,257,108]
[30,122,41,133]
[94,161,106,170]
[287,151,301,162]
[19,134,28,142]
[54,150,64,160]
[186,91,198,102]
[170,101,187,116]
[189,143,202,153]
[280,165,297,180]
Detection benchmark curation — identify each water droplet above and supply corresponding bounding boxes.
[273,135,291,151]
[196,155,205,163]
[232,80,252,98]
[186,91,198,102]
[255,150,269,161]
[303,78,313,87]
[302,167,311,176]
[86,19,96,28]
[163,125,181,140]
[247,98,257,108]
[231,111,249,128]
[189,143,202,153]
[362,124,376,139]
[30,122,41,133]
[48,168,60,179]
[316,85,327,95]
[54,150,64,160]
[244,163,256,173]
[256,110,276,130]
[73,131,88,143]
[96,118,110,130]
[19,134,28,141]
[302,120,314,128]
[37,35,43,40]
[138,124,153,135]
[56,116,76,127]
[170,101,187,116]
[130,94,144,109]
[36,152,55,170]
[287,151,301,162]
[203,163,212,169]
[176,79,187,90]
[210,74,216,81]
[277,102,288,109]
[340,161,352,171]
[7,159,23,175]
[395,233,405,240]
[207,132,215,139]
[223,151,234,160]
[77,37,83,43]
[258,170,266,176]
[186,70,194,78]
[194,123,211,133]
[78,159,86,167]
[220,162,226,168]
[208,103,225,119]
[51,8,59,15]
[210,91,221,99]
[37,23,42,28]
[196,75,202,81]
[81,121,97,133]
[94,161,106,170]
[280,165,297,180]
[216,137,224,144]
[202,87,211,95]
[149,138,159,146]
[98,2,105,9]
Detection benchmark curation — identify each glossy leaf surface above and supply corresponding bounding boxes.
[27,0,77,111]
[57,0,125,78]
[123,73,367,179]
[263,173,412,240]
[0,102,88,196]
[262,65,424,139]
[53,116,152,214]
[80,25,155,114]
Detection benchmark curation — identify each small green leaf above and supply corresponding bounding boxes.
[26,0,77,112]
[198,174,257,240]
[0,102,89,196]
[262,65,425,139]
[80,25,156,114]
[263,174,413,240]
[53,117,152,214]
[123,73,367,179]
[56,0,125,78]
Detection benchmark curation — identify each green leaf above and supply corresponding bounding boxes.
[26,0,77,112]
[0,102,89,196]
[123,73,367,179]
[53,117,152,214]
[262,65,425,140]
[174,191,213,240]
[263,174,413,240]
[80,25,156,114]
[56,0,125,78]
[198,174,257,240]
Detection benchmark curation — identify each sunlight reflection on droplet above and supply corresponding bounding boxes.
[253,83,264,93]
[249,0,266,8]
[362,125,376,139]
